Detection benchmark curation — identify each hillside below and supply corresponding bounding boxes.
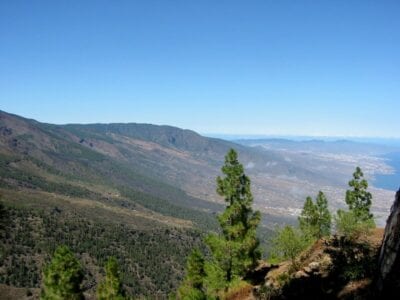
[1,110,394,227]
[229,228,385,300]
[0,110,309,228]
[0,110,285,297]
[0,110,226,297]
[0,110,396,297]
[0,110,225,226]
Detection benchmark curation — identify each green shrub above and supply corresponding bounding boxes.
[335,209,375,240]
[269,225,310,269]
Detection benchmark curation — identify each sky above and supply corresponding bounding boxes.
[1,1,399,137]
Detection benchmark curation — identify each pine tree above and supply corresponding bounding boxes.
[336,167,375,239]
[97,257,125,300]
[299,192,331,239]
[298,196,317,238]
[345,167,374,223]
[315,191,331,238]
[178,249,206,300]
[206,149,261,285]
[41,245,84,300]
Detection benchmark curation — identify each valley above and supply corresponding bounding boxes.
[0,110,398,297]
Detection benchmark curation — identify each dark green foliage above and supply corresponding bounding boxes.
[41,245,84,300]
[0,153,102,199]
[336,167,375,239]
[177,149,262,297]
[206,149,261,286]
[119,187,219,231]
[327,237,377,281]
[298,197,316,238]
[314,192,331,238]
[185,249,206,290]
[97,257,126,300]
[299,191,331,239]
[178,249,206,300]
[345,167,374,223]
[0,205,203,298]
[0,196,7,231]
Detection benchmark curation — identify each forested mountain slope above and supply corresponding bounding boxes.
[0,109,394,297]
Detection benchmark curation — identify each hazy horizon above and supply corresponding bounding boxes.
[3,108,400,143]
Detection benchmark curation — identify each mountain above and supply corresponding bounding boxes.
[0,110,283,298]
[0,110,395,297]
[0,110,394,225]
[0,110,309,225]
[0,110,225,228]
[0,110,229,297]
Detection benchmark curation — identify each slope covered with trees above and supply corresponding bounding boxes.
[0,109,392,299]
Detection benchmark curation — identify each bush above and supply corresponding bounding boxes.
[335,209,375,240]
[269,225,310,269]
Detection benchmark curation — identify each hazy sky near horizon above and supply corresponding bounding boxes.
[1,1,399,137]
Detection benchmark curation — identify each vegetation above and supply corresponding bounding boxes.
[264,166,381,299]
[0,196,7,231]
[269,191,331,268]
[0,204,202,297]
[337,166,375,239]
[177,149,262,298]
[41,245,84,300]
[269,225,308,268]
[0,118,384,300]
[97,257,126,300]
[345,166,374,223]
[327,235,378,281]
[206,149,261,289]
[298,191,331,240]
[177,249,206,300]
[335,210,375,240]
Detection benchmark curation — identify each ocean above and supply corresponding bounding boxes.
[374,152,400,191]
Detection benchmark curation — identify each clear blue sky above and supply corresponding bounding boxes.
[1,1,399,137]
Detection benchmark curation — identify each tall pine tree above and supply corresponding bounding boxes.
[206,149,261,286]
[315,191,331,238]
[41,245,84,300]
[299,196,317,237]
[336,167,375,239]
[345,167,374,223]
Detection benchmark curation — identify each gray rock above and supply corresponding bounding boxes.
[376,189,400,298]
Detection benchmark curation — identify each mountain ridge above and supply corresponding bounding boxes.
[0,110,394,225]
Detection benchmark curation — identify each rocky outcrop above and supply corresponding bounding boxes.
[376,189,400,297]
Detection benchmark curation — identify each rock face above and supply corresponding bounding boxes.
[376,189,400,297]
